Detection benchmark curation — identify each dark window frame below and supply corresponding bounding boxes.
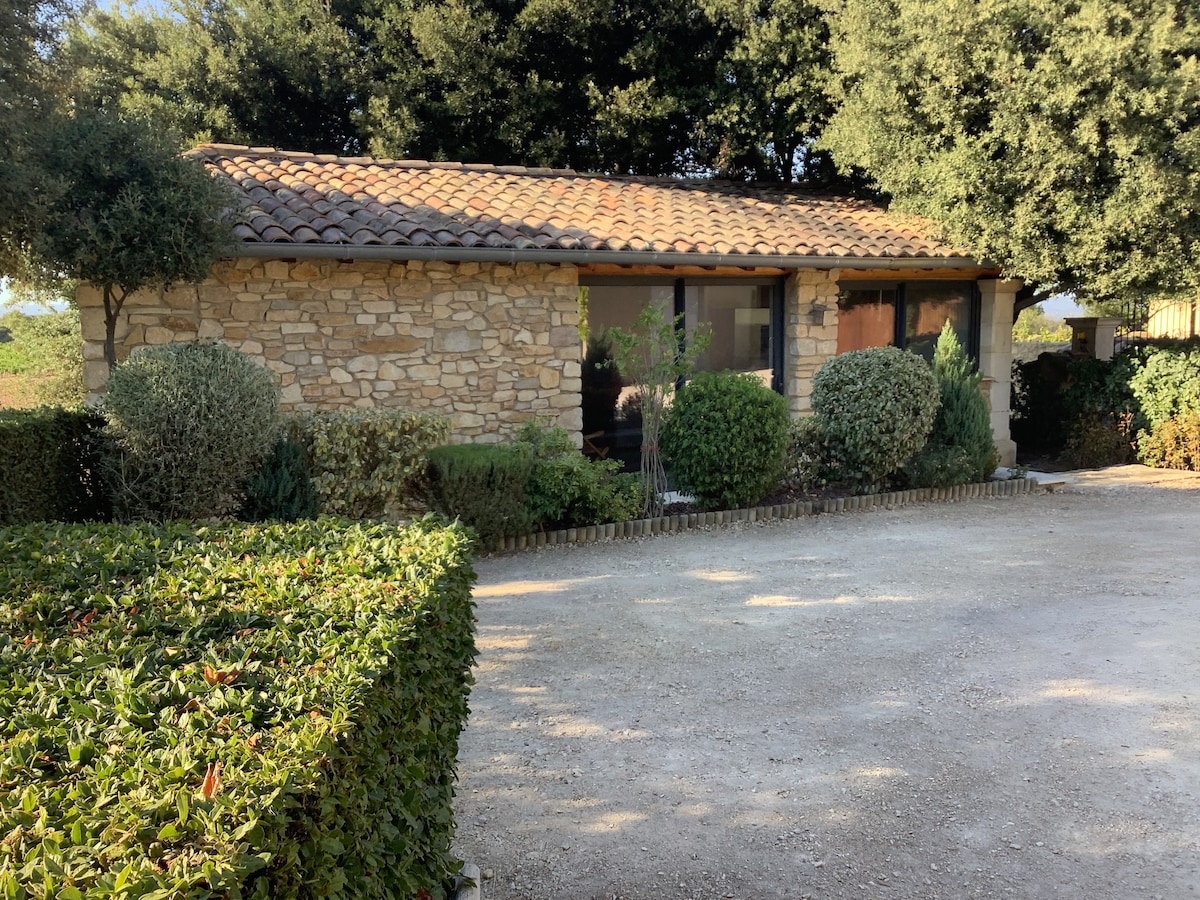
[580,275,787,394]
[841,280,982,363]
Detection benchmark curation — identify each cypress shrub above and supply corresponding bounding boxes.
[661,371,790,510]
[905,321,997,487]
[239,436,321,521]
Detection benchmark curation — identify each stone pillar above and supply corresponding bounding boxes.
[784,269,840,417]
[1064,316,1121,360]
[977,278,1021,466]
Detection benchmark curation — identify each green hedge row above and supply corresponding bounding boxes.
[0,407,110,525]
[0,516,477,900]
[424,423,641,549]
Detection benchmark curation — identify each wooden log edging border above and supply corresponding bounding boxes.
[496,477,1045,553]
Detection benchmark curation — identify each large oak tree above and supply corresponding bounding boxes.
[821,0,1200,303]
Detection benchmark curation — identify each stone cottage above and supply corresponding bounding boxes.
[78,145,1021,464]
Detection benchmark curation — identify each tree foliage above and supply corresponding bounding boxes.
[0,0,71,274]
[61,0,841,180]
[10,109,236,368]
[822,0,1200,303]
[64,0,366,153]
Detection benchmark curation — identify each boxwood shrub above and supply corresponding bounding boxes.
[661,371,790,510]
[812,346,940,490]
[0,516,477,900]
[288,409,449,519]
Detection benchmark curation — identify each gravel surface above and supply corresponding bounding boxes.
[452,467,1200,899]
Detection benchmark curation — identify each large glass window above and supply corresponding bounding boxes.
[580,277,783,470]
[685,284,775,387]
[837,286,897,354]
[838,281,977,361]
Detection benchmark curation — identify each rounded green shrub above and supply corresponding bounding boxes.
[812,346,939,489]
[784,414,833,489]
[102,341,280,521]
[661,371,790,510]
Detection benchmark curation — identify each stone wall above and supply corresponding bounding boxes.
[783,269,841,417]
[78,258,584,443]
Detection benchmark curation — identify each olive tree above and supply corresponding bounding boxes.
[15,108,236,368]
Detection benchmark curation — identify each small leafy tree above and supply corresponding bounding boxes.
[607,300,711,517]
[14,109,236,369]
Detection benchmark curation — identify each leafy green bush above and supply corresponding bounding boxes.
[905,321,996,487]
[904,443,978,487]
[1128,344,1200,429]
[0,406,111,524]
[289,408,449,519]
[515,421,641,528]
[103,341,280,521]
[784,415,832,489]
[1063,412,1137,468]
[239,437,321,522]
[1138,413,1200,470]
[812,346,940,489]
[0,516,476,900]
[660,371,789,510]
[425,442,535,548]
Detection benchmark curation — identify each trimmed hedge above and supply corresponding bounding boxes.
[812,346,940,489]
[288,409,449,519]
[0,516,477,900]
[425,443,536,549]
[0,407,110,525]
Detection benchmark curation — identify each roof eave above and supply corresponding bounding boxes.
[230,241,989,271]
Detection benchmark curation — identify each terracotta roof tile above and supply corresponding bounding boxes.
[191,145,975,264]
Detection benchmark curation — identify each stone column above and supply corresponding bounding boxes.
[1064,317,1122,360]
[784,269,840,417]
[977,278,1021,466]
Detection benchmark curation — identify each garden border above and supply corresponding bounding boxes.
[494,477,1046,553]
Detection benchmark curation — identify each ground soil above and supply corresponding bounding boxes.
[0,372,47,408]
[452,465,1200,900]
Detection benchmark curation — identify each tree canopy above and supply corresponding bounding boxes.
[61,0,838,179]
[7,0,1199,306]
[821,0,1200,303]
[8,108,236,367]
[0,0,71,274]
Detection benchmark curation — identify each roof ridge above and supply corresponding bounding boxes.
[186,144,863,197]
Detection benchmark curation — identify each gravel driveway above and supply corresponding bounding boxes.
[452,467,1200,899]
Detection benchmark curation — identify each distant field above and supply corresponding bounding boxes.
[0,373,54,409]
